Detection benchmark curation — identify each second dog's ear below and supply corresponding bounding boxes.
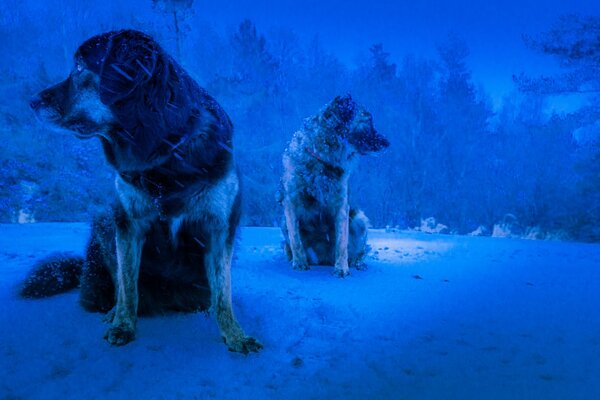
[324,94,356,125]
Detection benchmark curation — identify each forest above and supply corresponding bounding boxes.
[0,1,598,241]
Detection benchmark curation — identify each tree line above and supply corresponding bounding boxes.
[0,7,597,241]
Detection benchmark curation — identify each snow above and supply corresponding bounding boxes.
[1,223,599,399]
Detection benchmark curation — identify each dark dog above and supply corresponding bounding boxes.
[26,29,261,353]
[280,94,389,277]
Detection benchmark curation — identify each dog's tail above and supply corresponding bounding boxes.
[19,253,83,298]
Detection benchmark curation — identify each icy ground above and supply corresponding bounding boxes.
[1,223,599,399]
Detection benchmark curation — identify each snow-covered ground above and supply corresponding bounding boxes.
[1,223,599,399]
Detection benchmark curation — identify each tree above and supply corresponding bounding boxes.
[349,44,401,226]
[230,20,278,94]
[514,15,599,241]
[368,44,397,83]
[152,0,194,60]
[391,55,439,227]
[515,15,600,95]
[434,37,493,232]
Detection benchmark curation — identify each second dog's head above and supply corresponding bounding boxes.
[320,94,390,155]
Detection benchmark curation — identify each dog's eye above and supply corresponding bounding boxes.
[74,62,84,74]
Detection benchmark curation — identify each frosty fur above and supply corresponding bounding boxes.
[280,94,389,277]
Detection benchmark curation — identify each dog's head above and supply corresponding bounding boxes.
[29,47,116,140]
[30,30,199,161]
[321,94,390,155]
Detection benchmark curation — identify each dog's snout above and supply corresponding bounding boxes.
[30,96,42,110]
[379,134,390,149]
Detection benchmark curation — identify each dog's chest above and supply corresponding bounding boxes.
[119,157,222,219]
[120,172,196,218]
[117,165,239,226]
[299,163,347,206]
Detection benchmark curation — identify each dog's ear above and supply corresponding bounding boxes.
[75,32,113,73]
[76,30,202,161]
[324,94,356,125]
[96,30,159,105]
[76,30,159,105]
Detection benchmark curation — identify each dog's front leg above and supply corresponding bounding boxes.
[333,187,350,277]
[104,219,146,346]
[284,199,309,270]
[206,233,262,354]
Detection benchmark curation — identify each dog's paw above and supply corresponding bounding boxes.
[104,324,136,346]
[225,336,263,354]
[292,261,310,271]
[352,260,368,270]
[333,266,350,278]
[103,307,116,323]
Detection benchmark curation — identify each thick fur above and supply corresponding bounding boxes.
[280,94,389,277]
[27,30,261,353]
[20,254,83,298]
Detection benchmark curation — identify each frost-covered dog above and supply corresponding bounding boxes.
[280,94,389,277]
[25,30,261,353]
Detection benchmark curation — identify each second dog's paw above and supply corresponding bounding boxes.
[104,324,136,346]
[352,260,368,270]
[225,336,263,354]
[333,266,350,278]
[293,261,310,271]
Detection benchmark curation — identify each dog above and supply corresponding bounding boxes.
[25,29,261,353]
[280,94,389,277]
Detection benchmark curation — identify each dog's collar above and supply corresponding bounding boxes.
[304,146,345,177]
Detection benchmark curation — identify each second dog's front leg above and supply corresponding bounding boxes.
[334,195,350,277]
[105,220,146,346]
[284,199,309,270]
[206,233,262,354]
